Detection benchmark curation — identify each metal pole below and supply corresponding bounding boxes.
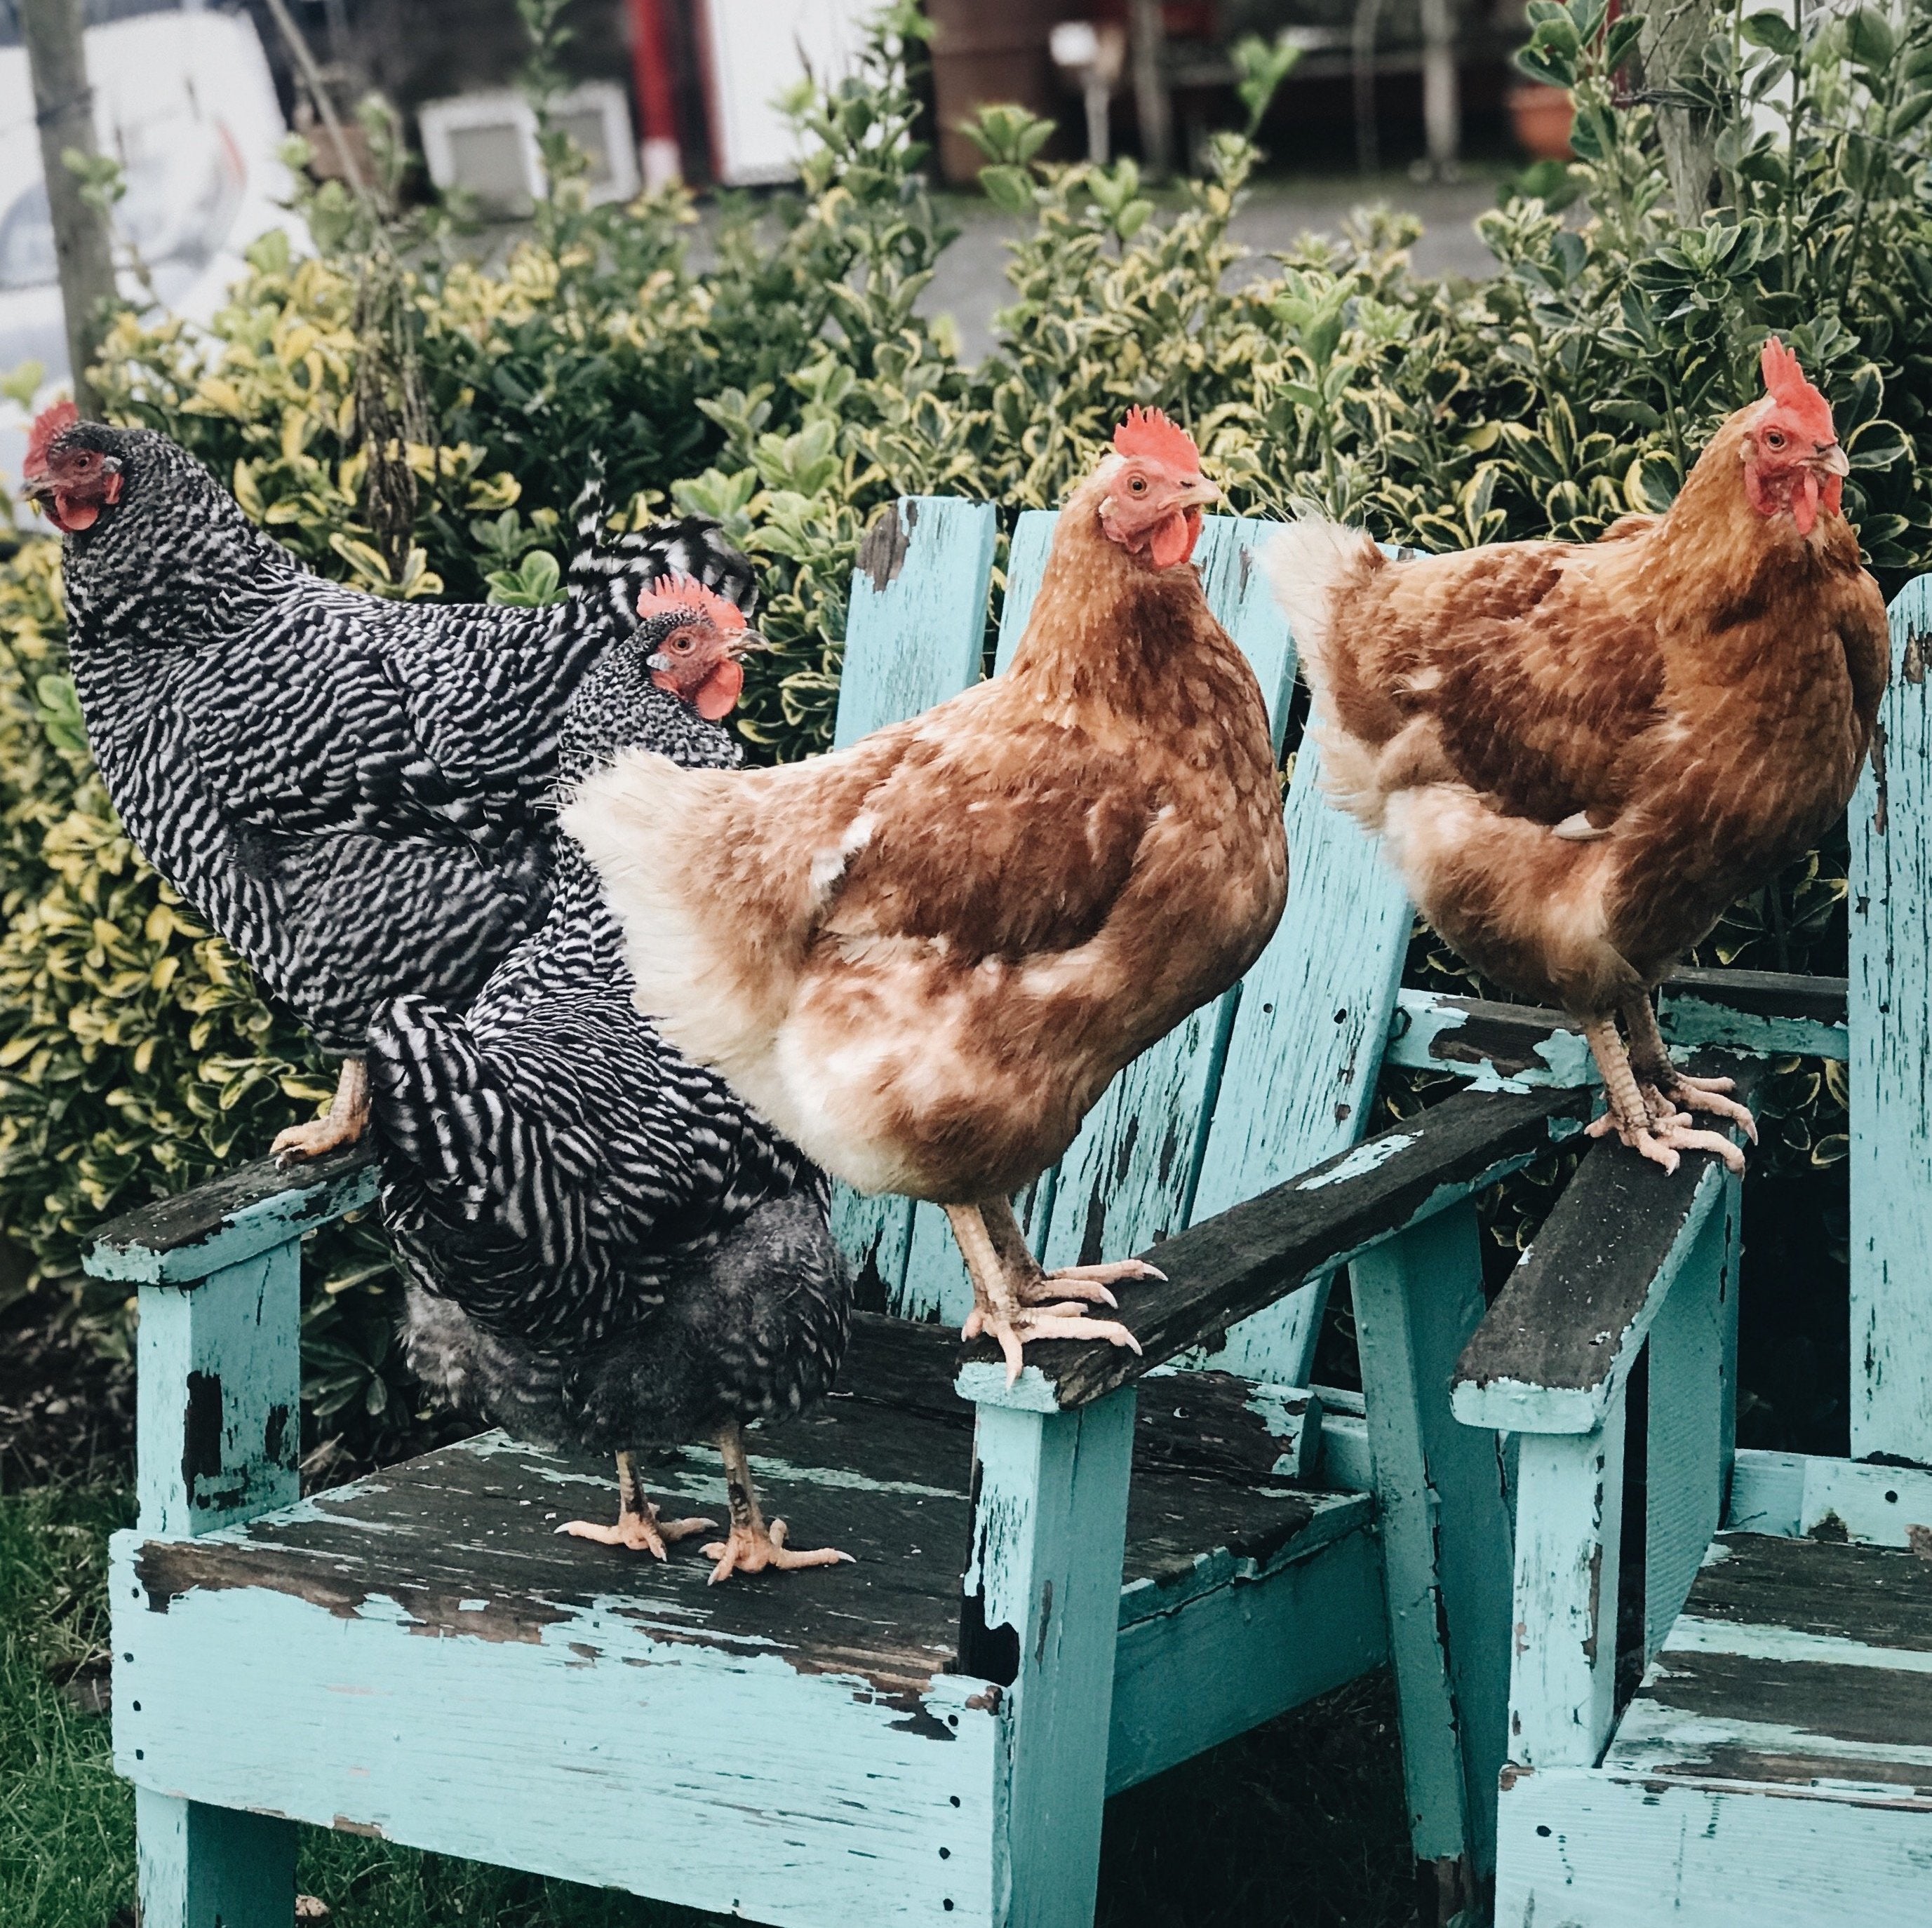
[1129,0,1172,180]
[1418,0,1461,180]
[19,0,117,417]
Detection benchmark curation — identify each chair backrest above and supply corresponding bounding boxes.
[1848,577,1932,1464]
[826,497,1411,1386]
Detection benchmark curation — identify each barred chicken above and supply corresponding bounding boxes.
[565,411,1288,1380]
[372,579,851,1583]
[1268,339,1888,1172]
[22,403,753,1162]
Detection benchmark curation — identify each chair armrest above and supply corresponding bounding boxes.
[84,1143,379,1286]
[1451,1056,1760,1434]
[959,1084,1590,1412]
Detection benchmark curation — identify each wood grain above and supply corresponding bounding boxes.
[961,1085,1588,1410]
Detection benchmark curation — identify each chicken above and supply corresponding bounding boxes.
[565,410,1289,1380]
[371,579,851,1583]
[20,403,755,1163]
[1266,339,1888,1173]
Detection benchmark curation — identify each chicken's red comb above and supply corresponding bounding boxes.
[636,573,746,631]
[23,400,78,480]
[1759,337,1835,439]
[1113,406,1200,473]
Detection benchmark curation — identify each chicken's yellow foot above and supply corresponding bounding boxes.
[1622,994,1761,1145]
[273,1056,371,1165]
[702,1424,852,1584]
[946,1198,1147,1385]
[1583,1016,1746,1176]
[556,1451,715,1560]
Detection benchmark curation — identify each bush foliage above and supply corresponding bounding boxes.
[0,0,1912,1455]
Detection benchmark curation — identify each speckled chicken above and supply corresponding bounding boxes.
[22,403,755,1163]
[1268,339,1888,1171]
[370,581,852,1583]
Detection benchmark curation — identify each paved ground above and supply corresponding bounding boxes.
[920,172,1505,363]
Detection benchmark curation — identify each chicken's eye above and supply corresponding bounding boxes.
[1764,430,1786,450]
[671,635,693,652]
[1128,475,1148,494]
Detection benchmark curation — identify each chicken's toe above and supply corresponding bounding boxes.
[702,1519,854,1584]
[1667,1082,1759,1142]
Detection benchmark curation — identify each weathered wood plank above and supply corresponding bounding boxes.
[831,496,1001,1315]
[965,1392,1136,1928]
[1383,990,1594,1088]
[1660,966,1849,1062]
[1353,1202,1515,1880]
[1187,733,1414,1383]
[135,1786,295,1928]
[135,1250,302,1539]
[1106,1504,1386,1795]
[114,1532,1005,1928]
[1452,1067,1757,1434]
[1849,577,1932,1464]
[85,1144,375,1285]
[1495,1765,1932,1928]
[1668,1532,1932,1652]
[1507,1397,1627,1769]
[1643,1170,1740,1659]
[959,1086,1590,1411]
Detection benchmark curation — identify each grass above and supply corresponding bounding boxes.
[0,1489,1417,1928]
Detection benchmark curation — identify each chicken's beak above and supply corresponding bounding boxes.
[1813,442,1851,478]
[1179,477,1225,509]
[20,473,53,504]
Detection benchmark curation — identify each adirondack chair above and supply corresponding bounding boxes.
[91,495,1853,1928]
[97,494,1552,1928]
[1431,576,1932,1924]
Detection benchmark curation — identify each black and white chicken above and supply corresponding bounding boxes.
[370,579,852,1584]
[22,401,755,1161]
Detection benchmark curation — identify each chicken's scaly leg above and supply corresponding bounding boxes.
[702,1422,853,1584]
[273,1055,372,1164]
[948,1197,1153,1387]
[1622,992,1760,1145]
[1582,1017,1745,1176]
[556,1450,716,1559]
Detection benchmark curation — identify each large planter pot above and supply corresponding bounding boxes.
[927,0,1083,185]
[1508,82,1576,162]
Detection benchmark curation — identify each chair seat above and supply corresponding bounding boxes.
[112,1317,1383,1924]
[1606,1531,1932,1798]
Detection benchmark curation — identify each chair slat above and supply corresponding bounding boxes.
[1848,574,1932,1462]
[826,497,999,1308]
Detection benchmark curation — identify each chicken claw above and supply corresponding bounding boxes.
[273,1056,371,1166]
[702,1516,854,1585]
[556,1451,714,1559]
[1585,1107,1746,1176]
[702,1422,852,1585]
[963,1302,1145,1386]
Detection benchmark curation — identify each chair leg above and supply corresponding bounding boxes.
[137,1787,295,1928]
[1352,1201,1515,1899]
[965,1390,1136,1928]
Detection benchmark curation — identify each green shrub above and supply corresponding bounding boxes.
[0,0,1916,1457]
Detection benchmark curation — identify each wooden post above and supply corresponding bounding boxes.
[114,1225,309,1925]
[1353,1201,1515,1896]
[19,0,116,415]
[965,1391,1136,1928]
[1507,1395,1626,1768]
[1849,574,1932,1465]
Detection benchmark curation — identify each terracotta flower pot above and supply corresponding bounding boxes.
[1508,83,1576,162]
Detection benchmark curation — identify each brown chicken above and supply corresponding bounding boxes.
[565,411,1289,1377]
[1267,339,1887,1173]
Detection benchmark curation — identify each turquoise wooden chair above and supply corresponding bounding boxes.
[1435,574,1932,1924]
[94,498,1842,1927]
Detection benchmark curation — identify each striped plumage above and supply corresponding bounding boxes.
[45,420,754,1054]
[369,625,852,1577]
